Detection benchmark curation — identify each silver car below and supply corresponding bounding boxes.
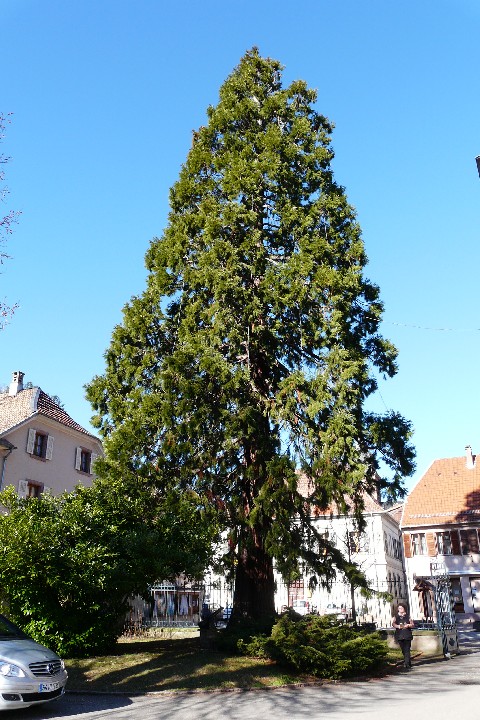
[0,613,68,711]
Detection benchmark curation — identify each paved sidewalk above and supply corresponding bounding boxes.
[457,628,480,652]
[22,638,480,720]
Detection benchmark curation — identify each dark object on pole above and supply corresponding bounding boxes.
[476,156,480,178]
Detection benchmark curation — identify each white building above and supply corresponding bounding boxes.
[274,490,407,628]
[200,482,407,629]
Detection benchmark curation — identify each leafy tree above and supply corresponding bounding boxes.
[87,49,415,623]
[0,113,20,328]
[0,483,216,656]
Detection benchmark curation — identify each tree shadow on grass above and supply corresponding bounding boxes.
[65,636,299,694]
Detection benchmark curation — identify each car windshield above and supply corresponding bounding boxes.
[0,614,27,640]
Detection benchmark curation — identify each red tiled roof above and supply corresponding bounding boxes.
[0,387,37,433]
[401,456,480,528]
[36,391,92,435]
[297,472,383,516]
[385,503,404,524]
[0,387,94,437]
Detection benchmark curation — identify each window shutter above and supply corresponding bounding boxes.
[403,533,412,558]
[451,530,461,555]
[75,447,82,471]
[90,452,98,474]
[42,485,52,495]
[45,435,54,460]
[18,480,28,499]
[468,529,479,553]
[27,429,35,454]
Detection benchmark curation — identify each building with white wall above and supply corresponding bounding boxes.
[274,491,407,628]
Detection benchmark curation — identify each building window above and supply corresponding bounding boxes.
[18,479,46,499]
[318,530,329,556]
[436,531,453,555]
[348,531,361,554]
[75,447,95,474]
[27,429,54,460]
[411,533,427,556]
[289,578,304,589]
[27,480,43,498]
[392,538,402,560]
[80,450,91,473]
[460,529,479,555]
[33,432,47,458]
[347,531,369,554]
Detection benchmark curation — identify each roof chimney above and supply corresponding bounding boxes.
[8,371,25,397]
[465,445,475,469]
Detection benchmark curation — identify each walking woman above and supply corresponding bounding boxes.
[392,603,414,668]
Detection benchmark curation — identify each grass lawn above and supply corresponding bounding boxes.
[65,629,408,694]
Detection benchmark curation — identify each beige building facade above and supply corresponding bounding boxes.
[0,371,103,497]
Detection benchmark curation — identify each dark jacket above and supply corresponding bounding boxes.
[394,613,413,641]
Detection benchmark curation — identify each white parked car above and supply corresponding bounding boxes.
[292,600,311,615]
[323,603,350,622]
[0,613,68,711]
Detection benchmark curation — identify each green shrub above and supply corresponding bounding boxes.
[237,633,270,658]
[215,616,276,654]
[0,484,216,658]
[238,614,387,679]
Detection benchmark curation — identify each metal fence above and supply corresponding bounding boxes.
[124,579,234,633]
[123,569,419,636]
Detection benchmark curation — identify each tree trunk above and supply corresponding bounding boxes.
[232,528,276,621]
[350,582,357,626]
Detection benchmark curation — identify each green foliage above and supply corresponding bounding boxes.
[0,484,217,657]
[215,615,276,654]
[240,614,387,679]
[237,633,270,658]
[86,48,415,619]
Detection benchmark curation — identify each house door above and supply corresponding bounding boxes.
[450,578,465,613]
[470,578,480,612]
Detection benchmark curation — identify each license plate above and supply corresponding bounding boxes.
[39,681,60,692]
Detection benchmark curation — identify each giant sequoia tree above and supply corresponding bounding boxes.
[87,49,415,621]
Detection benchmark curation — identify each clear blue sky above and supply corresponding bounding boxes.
[1,0,479,491]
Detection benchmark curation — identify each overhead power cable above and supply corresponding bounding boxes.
[385,320,480,333]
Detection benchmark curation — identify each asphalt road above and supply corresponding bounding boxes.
[7,633,480,720]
